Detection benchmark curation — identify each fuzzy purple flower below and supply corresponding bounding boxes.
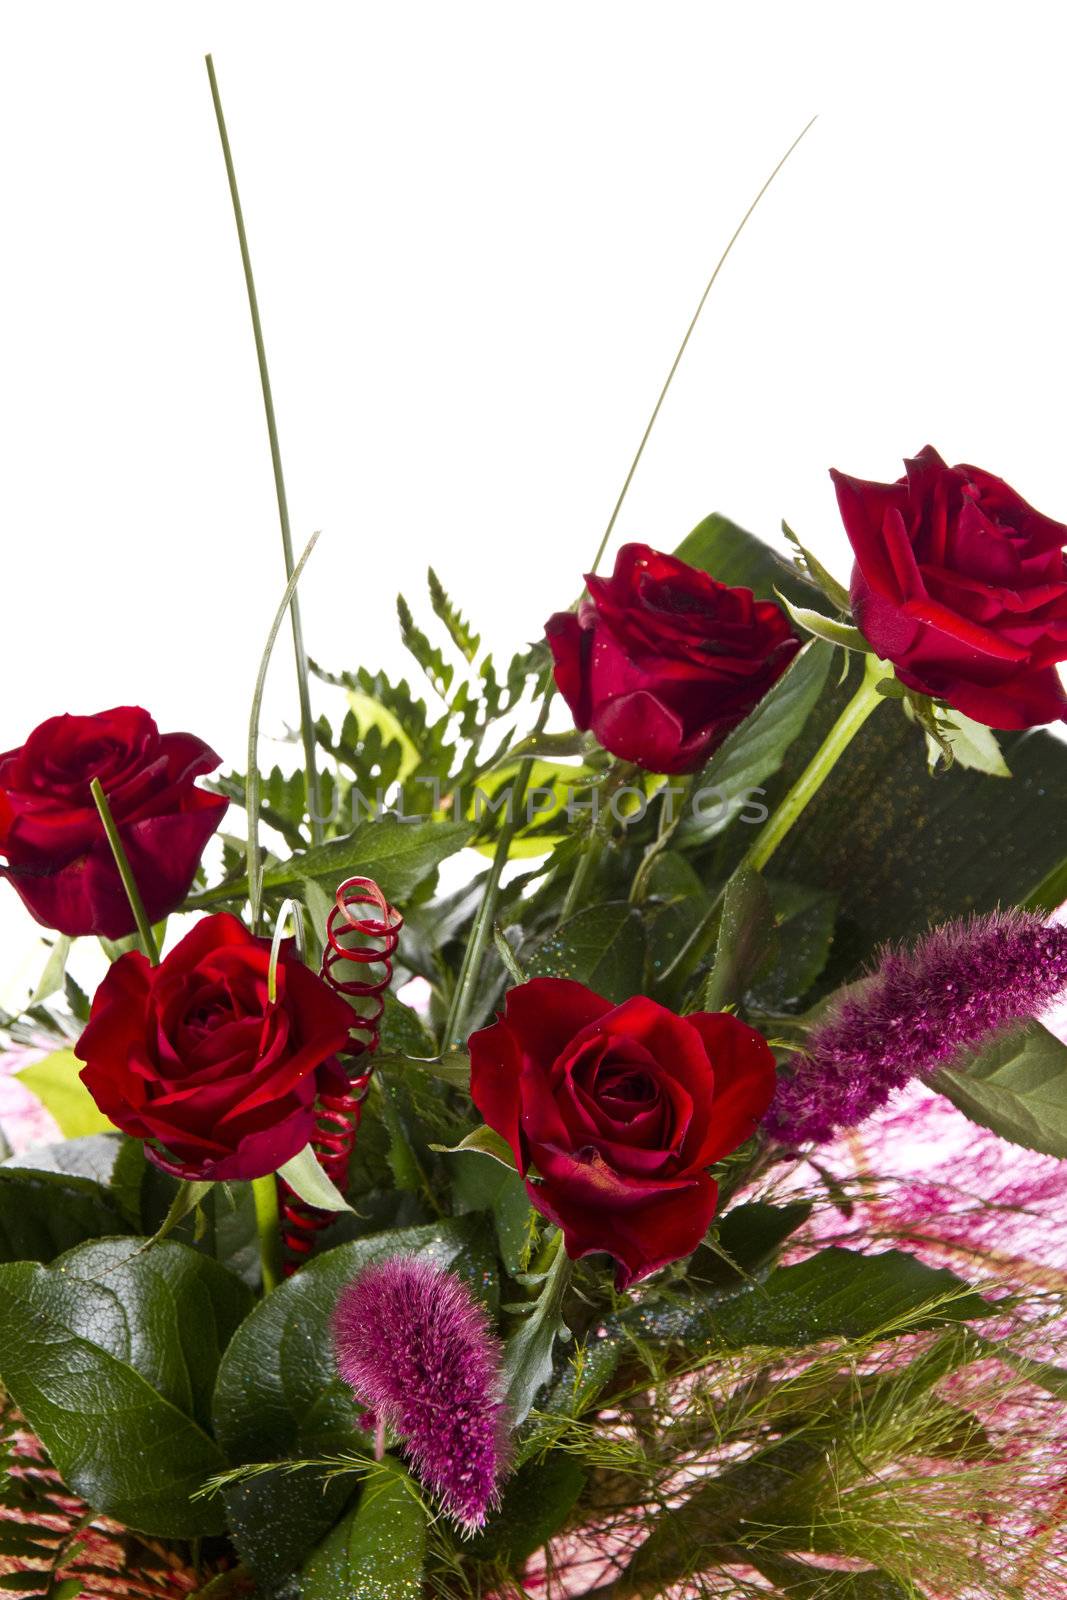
[766,910,1067,1146]
[332,1255,509,1531]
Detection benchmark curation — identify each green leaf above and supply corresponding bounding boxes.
[263,816,473,901]
[14,1048,113,1139]
[693,1200,814,1287]
[777,591,868,652]
[675,512,817,605]
[524,901,647,1004]
[503,1241,572,1426]
[451,1152,534,1276]
[212,1217,494,1582]
[782,520,854,613]
[278,1144,354,1213]
[433,1125,518,1169]
[427,567,481,662]
[29,935,72,1005]
[301,1463,426,1599]
[750,879,837,1009]
[756,664,1067,969]
[0,1166,131,1263]
[1024,852,1067,914]
[934,710,1012,777]
[620,1247,989,1354]
[933,1019,1067,1157]
[0,1238,250,1537]
[702,866,776,1011]
[677,641,834,848]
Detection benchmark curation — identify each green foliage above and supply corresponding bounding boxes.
[677,641,834,848]
[703,865,776,1011]
[0,1238,250,1537]
[0,1165,131,1262]
[524,900,647,1002]
[211,1218,495,1581]
[301,1462,427,1600]
[934,1018,1067,1158]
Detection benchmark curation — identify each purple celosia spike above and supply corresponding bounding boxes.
[333,1255,509,1531]
[766,910,1067,1146]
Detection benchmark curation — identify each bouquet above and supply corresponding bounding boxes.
[3,63,1067,1600]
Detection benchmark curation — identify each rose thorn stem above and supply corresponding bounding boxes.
[89,777,160,965]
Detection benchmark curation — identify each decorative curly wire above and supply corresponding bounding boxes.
[280,876,403,1270]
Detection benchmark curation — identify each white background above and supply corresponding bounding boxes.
[2,1,1066,1004]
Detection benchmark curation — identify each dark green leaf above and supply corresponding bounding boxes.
[0,1166,131,1263]
[761,663,1067,970]
[212,1217,495,1582]
[675,513,818,606]
[677,642,834,849]
[693,1200,814,1287]
[750,879,837,1009]
[301,1463,426,1599]
[702,866,776,1011]
[451,1152,535,1276]
[933,1020,1067,1158]
[0,1238,250,1537]
[524,901,646,1004]
[503,1243,572,1426]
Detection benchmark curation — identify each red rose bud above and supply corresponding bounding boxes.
[833,447,1067,729]
[545,543,799,774]
[75,912,354,1182]
[469,978,776,1288]
[0,706,228,937]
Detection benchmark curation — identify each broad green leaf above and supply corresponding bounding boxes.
[750,879,837,1009]
[752,662,1067,969]
[702,865,776,1011]
[278,1144,354,1213]
[451,1151,535,1276]
[503,1241,572,1426]
[693,1199,814,1287]
[524,901,647,1004]
[674,512,818,605]
[301,1464,426,1600]
[677,641,834,848]
[212,1217,494,1582]
[0,1167,131,1263]
[621,1247,989,1351]
[14,1049,113,1139]
[433,1125,518,1169]
[933,1020,1067,1157]
[0,1238,250,1537]
[1024,852,1067,914]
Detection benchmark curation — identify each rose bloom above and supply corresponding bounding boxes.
[544,543,799,775]
[469,977,776,1286]
[0,706,228,938]
[75,912,354,1181]
[833,446,1067,728]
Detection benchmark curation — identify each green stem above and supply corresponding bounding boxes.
[251,1175,282,1294]
[247,532,321,932]
[587,115,817,577]
[90,779,159,964]
[205,55,323,848]
[443,687,554,1050]
[660,654,886,994]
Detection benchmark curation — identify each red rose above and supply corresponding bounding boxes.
[75,913,354,1182]
[468,978,776,1287]
[833,447,1067,729]
[545,543,799,774]
[0,707,228,937]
